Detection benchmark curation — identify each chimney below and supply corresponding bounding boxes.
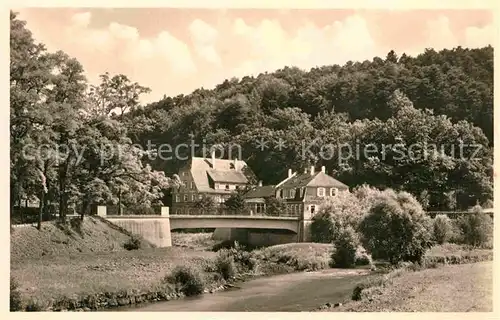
[310,166,315,176]
[211,149,216,168]
[233,157,238,170]
[321,166,326,173]
[288,169,292,178]
[258,180,263,187]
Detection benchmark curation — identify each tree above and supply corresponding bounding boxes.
[359,190,433,264]
[264,197,287,216]
[194,196,216,215]
[224,191,247,214]
[432,214,452,244]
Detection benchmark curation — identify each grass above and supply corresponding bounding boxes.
[331,261,492,312]
[318,244,493,312]
[11,247,216,304]
[10,216,154,262]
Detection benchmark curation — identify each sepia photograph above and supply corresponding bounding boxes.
[9,4,495,313]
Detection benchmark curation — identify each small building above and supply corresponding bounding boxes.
[275,166,349,217]
[171,151,257,214]
[244,166,349,217]
[243,182,277,215]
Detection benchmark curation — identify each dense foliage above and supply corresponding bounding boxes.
[457,206,493,247]
[330,226,359,268]
[359,190,433,264]
[432,214,453,244]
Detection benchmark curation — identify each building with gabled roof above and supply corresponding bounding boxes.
[244,166,349,217]
[171,151,256,214]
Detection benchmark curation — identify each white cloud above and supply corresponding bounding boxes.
[230,14,380,77]
[425,15,458,51]
[465,24,495,48]
[188,19,221,66]
[66,12,196,75]
[71,11,91,28]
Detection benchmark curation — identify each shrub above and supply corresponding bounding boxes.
[214,251,237,280]
[433,214,453,244]
[123,234,142,250]
[310,211,335,243]
[330,226,359,268]
[311,191,365,243]
[354,246,373,266]
[10,277,22,311]
[164,265,205,296]
[457,207,493,247]
[359,190,433,264]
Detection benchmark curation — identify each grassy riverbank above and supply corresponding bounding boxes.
[11,233,335,311]
[316,244,493,312]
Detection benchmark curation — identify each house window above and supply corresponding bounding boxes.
[279,189,284,198]
[330,187,338,196]
[225,184,230,190]
[175,195,179,202]
[182,172,187,176]
[198,194,203,200]
[190,181,194,189]
[191,194,196,201]
[289,189,296,198]
[317,187,325,197]
[310,205,316,214]
[183,194,188,202]
[230,163,235,169]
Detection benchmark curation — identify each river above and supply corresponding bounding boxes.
[120,269,371,312]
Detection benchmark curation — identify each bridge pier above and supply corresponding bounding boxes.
[98,206,172,247]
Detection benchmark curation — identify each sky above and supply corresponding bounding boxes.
[16,8,496,104]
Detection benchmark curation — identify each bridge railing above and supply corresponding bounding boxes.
[170,206,301,218]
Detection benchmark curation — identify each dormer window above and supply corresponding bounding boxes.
[317,187,325,197]
[225,184,230,190]
[230,163,235,169]
[330,188,338,196]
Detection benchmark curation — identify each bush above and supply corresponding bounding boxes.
[354,246,373,266]
[311,191,365,243]
[10,277,22,311]
[214,251,236,280]
[433,214,453,244]
[457,208,493,247]
[164,265,205,296]
[359,190,433,264]
[123,234,142,250]
[330,226,359,268]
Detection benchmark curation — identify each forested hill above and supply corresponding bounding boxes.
[124,46,493,210]
[129,46,493,141]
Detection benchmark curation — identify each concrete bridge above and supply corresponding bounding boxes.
[97,206,311,247]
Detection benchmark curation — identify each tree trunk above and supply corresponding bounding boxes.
[37,190,44,230]
[58,161,68,223]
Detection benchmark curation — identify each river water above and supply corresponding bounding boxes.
[121,269,370,312]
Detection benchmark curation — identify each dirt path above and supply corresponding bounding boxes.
[332,261,493,312]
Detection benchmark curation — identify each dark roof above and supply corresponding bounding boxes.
[244,185,276,199]
[278,171,348,189]
[207,169,248,184]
